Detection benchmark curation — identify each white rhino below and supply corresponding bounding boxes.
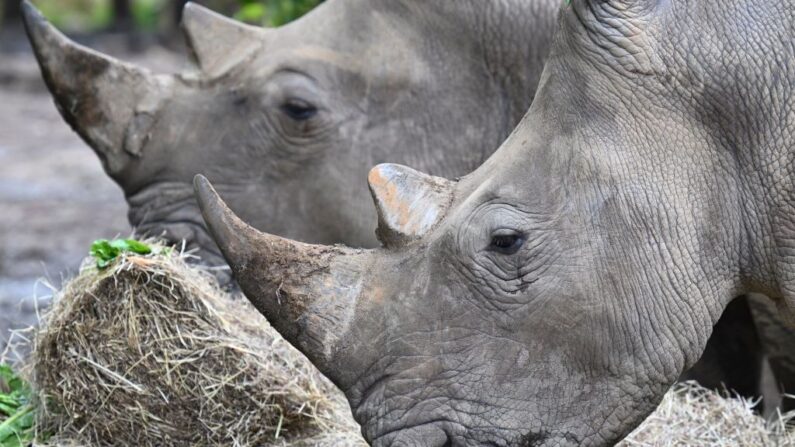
[196,0,795,443]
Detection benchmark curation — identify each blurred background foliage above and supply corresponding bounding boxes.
[32,0,113,32]
[14,0,322,33]
[235,0,322,27]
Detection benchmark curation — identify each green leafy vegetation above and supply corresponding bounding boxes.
[28,0,322,32]
[235,0,323,26]
[131,0,163,30]
[90,239,152,269]
[0,365,35,447]
[32,0,113,32]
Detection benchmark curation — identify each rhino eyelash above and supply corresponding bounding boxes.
[280,100,319,121]
[488,230,527,255]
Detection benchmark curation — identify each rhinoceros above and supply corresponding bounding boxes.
[22,0,795,412]
[194,0,795,443]
[21,0,558,265]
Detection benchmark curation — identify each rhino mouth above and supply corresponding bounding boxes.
[350,368,464,446]
[126,182,221,261]
[370,422,454,447]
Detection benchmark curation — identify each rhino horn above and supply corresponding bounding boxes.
[194,175,368,382]
[22,0,168,176]
[181,3,263,77]
[368,163,455,247]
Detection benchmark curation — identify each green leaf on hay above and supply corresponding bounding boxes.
[89,240,119,268]
[90,238,153,269]
[109,239,152,255]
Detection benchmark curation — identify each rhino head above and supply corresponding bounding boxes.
[195,0,795,444]
[22,0,557,267]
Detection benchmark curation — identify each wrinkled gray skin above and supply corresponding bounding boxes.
[21,0,792,420]
[22,0,557,266]
[195,0,795,444]
[21,0,795,416]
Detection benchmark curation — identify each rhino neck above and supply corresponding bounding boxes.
[395,0,559,130]
[443,0,560,124]
[740,125,795,325]
[637,0,795,323]
[468,0,561,121]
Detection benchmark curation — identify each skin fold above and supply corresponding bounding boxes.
[195,0,795,444]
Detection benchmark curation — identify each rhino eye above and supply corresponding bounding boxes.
[489,229,526,255]
[280,98,318,121]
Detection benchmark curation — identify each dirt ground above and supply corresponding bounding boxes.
[0,26,186,355]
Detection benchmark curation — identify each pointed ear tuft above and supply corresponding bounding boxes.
[368,164,454,247]
[181,3,264,77]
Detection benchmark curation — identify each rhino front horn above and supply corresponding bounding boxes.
[181,3,264,77]
[22,0,169,175]
[194,175,369,384]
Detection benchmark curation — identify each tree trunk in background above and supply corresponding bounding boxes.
[5,1,21,20]
[172,0,190,26]
[3,0,22,27]
[113,0,131,31]
[154,0,190,48]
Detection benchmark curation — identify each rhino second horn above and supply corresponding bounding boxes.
[368,164,455,247]
[194,175,366,381]
[22,0,167,175]
[181,3,264,77]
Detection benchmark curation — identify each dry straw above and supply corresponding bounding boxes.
[6,242,795,446]
[621,382,795,446]
[29,245,365,446]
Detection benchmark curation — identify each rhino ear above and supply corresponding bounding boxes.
[22,1,168,176]
[368,164,455,247]
[181,3,264,77]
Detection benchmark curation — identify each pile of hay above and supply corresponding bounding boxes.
[29,244,365,446]
[11,241,795,446]
[621,383,794,446]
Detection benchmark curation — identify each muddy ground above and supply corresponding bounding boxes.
[0,26,186,356]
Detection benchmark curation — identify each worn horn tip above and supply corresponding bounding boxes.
[193,174,252,265]
[181,2,200,28]
[20,0,41,23]
[181,1,226,34]
[21,0,85,67]
[21,1,49,40]
[193,174,221,220]
[182,1,210,18]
